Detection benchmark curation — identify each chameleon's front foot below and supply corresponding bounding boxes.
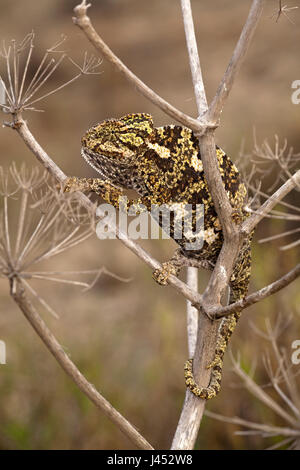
[63,177,112,199]
[152,261,179,285]
[63,176,91,193]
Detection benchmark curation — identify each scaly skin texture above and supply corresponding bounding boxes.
[64,113,252,400]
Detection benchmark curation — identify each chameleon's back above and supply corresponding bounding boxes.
[132,123,248,264]
[78,113,252,400]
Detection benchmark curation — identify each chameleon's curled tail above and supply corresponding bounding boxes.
[184,311,241,399]
[184,241,251,400]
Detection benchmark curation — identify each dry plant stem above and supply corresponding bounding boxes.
[180,0,204,371]
[242,169,300,234]
[180,0,205,354]
[72,1,208,134]
[180,0,208,114]
[206,0,264,123]
[15,115,66,181]
[173,0,265,450]
[205,410,300,438]
[186,267,198,358]
[193,0,267,300]
[174,269,199,449]
[232,357,300,428]
[10,277,153,450]
[188,132,241,425]
[210,263,300,319]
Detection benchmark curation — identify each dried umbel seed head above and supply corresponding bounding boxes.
[0,164,126,319]
[0,33,101,115]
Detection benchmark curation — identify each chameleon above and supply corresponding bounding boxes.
[64,113,252,400]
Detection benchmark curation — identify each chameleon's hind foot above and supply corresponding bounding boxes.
[152,261,179,285]
[231,208,244,225]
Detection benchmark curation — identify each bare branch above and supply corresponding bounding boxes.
[186,267,198,358]
[207,264,300,319]
[205,410,300,438]
[242,170,300,234]
[208,319,300,448]
[172,0,265,451]
[180,0,208,115]
[281,238,300,251]
[21,277,60,319]
[258,227,300,244]
[206,0,265,124]
[270,0,299,24]
[10,277,153,450]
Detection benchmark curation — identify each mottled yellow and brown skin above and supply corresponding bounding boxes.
[65,113,252,400]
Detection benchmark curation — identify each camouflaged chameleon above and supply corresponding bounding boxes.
[65,113,252,400]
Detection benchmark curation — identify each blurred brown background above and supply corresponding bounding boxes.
[0,0,299,450]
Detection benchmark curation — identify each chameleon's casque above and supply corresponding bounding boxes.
[65,113,252,400]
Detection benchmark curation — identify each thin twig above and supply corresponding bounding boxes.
[207,264,300,319]
[259,227,300,244]
[72,0,208,135]
[231,355,300,428]
[12,116,204,309]
[205,410,300,438]
[180,0,208,115]
[21,277,60,319]
[206,0,265,124]
[242,170,300,234]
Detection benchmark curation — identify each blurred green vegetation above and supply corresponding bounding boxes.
[0,0,299,450]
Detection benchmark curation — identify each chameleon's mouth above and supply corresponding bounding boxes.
[81,147,107,178]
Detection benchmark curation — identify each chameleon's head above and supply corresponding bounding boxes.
[81,113,154,185]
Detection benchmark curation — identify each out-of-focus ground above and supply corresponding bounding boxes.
[0,0,299,450]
